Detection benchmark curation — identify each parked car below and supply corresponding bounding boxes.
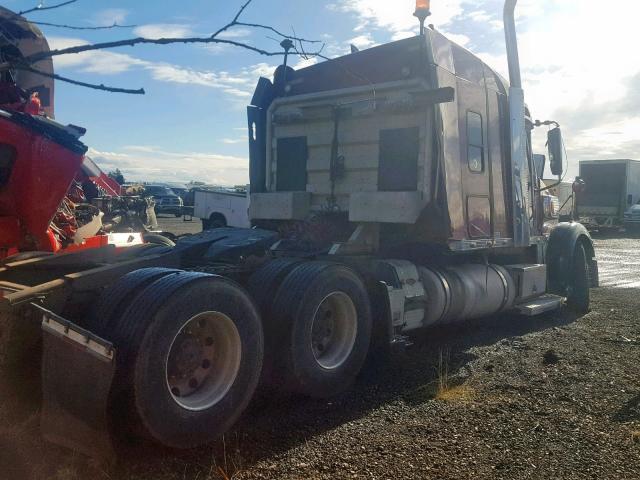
[142,184,183,217]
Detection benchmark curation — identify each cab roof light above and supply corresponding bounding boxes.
[414,0,432,35]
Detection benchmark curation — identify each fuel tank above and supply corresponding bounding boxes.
[418,264,516,327]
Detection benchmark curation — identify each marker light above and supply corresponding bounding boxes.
[415,0,431,12]
[414,0,431,35]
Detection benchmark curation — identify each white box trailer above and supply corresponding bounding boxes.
[193,187,250,229]
[577,159,640,228]
[542,179,573,216]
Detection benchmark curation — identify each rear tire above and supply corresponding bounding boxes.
[271,262,372,398]
[89,268,180,337]
[202,213,227,231]
[566,243,590,313]
[113,273,263,448]
[143,233,175,247]
[247,258,303,315]
[247,258,303,384]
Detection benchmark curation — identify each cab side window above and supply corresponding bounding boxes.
[467,111,484,173]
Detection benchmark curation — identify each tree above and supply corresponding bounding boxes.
[0,0,323,95]
[108,169,125,185]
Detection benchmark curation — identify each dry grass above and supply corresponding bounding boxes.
[208,433,246,480]
[434,349,475,403]
[435,383,475,402]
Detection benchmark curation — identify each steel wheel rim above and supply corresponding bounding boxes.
[310,291,358,370]
[165,311,242,411]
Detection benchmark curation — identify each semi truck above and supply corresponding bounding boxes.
[0,0,597,461]
[577,159,640,229]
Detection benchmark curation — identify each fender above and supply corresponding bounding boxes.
[343,263,394,356]
[546,222,598,295]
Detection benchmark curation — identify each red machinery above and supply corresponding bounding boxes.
[0,110,88,256]
[0,10,161,259]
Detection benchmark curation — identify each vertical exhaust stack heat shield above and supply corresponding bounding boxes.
[504,0,530,247]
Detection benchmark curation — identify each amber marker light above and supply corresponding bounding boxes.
[414,0,432,35]
[415,0,431,12]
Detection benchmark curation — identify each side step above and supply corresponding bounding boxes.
[516,294,564,316]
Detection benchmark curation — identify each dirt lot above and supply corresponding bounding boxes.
[1,231,638,480]
[157,214,204,237]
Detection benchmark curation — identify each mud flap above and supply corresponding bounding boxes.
[39,307,117,463]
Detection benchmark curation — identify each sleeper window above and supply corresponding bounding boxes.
[378,127,419,192]
[276,137,308,191]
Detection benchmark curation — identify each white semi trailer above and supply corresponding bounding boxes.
[577,159,640,229]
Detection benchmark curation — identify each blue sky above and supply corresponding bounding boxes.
[5,0,640,185]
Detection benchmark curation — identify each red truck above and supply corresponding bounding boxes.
[0,0,597,461]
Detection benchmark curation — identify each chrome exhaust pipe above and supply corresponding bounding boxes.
[503,0,530,247]
[504,0,522,88]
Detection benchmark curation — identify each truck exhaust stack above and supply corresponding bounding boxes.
[504,0,522,89]
[503,0,530,247]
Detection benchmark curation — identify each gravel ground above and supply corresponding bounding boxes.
[156,214,203,237]
[1,232,639,480]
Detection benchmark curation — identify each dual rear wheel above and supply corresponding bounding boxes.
[256,261,373,398]
[94,260,372,449]
[93,269,262,449]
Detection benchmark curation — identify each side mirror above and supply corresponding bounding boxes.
[547,127,564,176]
[533,154,546,179]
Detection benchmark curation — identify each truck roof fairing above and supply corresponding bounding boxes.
[251,30,509,105]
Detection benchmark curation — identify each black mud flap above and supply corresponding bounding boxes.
[39,307,117,463]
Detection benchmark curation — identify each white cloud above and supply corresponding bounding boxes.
[348,34,375,49]
[474,0,640,170]
[390,30,415,41]
[92,8,129,27]
[221,137,246,144]
[133,24,193,39]
[48,36,146,74]
[217,28,252,39]
[331,0,466,36]
[467,10,492,22]
[48,36,269,100]
[89,146,248,185]
[444,32,469,47]
[292,57,318,70]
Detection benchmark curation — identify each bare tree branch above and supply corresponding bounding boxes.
[15,19,137,30]
[2,0,324,95]
[22,35,323,65]
[18,0,77,16]
[211,0,253,38]
[234,22,321,44]
[16,64,145,94]
[15,0,322,67]
[291,27,311,60]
